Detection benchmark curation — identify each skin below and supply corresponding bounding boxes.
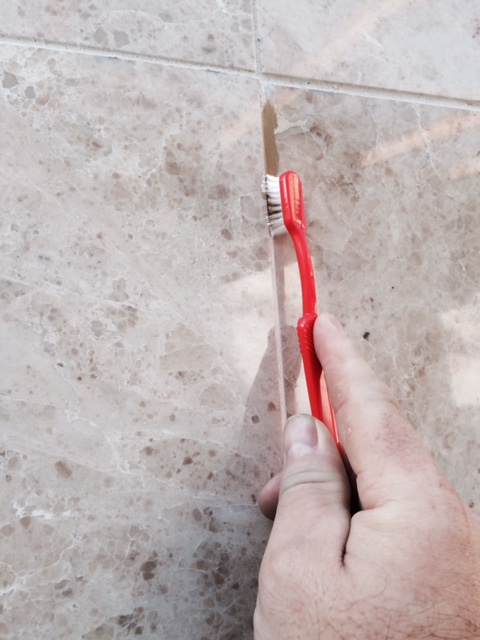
[254,313,480,640]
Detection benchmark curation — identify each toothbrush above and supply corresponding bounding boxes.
[263,171,339,446]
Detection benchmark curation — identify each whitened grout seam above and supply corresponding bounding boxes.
[1,34,480,112]
[0,34,258,75]
[261,75,480,112]
[257,83,288,427]
[251,0,264,76]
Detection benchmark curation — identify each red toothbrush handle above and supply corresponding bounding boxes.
[297,312,339,444]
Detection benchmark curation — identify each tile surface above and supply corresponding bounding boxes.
[269,87,480,505]
[0,47,279,639]
[1,0,480,637]
[1,0,256,70]
[258,0,480,99]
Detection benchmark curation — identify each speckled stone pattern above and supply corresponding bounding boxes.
[1,2,480,639]
[1,1,256,69]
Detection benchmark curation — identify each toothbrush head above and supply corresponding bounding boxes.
[262,174,287,237]
[263,172,307,237]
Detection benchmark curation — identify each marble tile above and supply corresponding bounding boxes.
[268,87,480,507]
[258,0,480,99]
[0,47,280,639]
[2,1,480,635]
[1,0,256,70]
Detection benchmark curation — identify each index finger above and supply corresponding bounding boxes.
[314,313,443,509]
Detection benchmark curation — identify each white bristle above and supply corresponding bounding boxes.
[262,174,287,237]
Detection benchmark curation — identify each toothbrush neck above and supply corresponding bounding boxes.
[291,231,317,317]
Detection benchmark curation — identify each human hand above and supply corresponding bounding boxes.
[254,313,480,639]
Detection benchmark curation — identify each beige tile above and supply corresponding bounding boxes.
[2,0,256,69]
[0,47,279,639]
[258,0,480,99]
[268,87,480,506]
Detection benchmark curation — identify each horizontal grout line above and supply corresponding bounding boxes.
[0,33,258,75]
[1,34,480,111]
[260,74,480,111]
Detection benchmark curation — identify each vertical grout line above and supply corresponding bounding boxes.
[252,0,288,427]
[268,225,288,428]
[250,0,263,76]
[258,82,288,428]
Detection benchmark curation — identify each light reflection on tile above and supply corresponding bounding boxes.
[269,86,480,506]
[258,0,480,99]
[442,299,480,408]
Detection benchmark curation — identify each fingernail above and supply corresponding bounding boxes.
[325,313,347,335]
[284,414,318,461]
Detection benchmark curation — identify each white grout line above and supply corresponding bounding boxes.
[268,233,288,428]
[1,34,480,111]
[256,71,289,427]
[259,74,480,112]
[250,0,263,75]
[0,34,259,76]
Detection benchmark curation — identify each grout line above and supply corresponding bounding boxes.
[257,77,288,428]
[268,232,288,428]
[1,34,480,111]
[250,0,263,75]
[0,34,259,77]
[260,74,480,112]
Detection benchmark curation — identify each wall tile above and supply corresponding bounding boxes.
[2,0,256,70]
[269,86,480,506]
[0,47,279,640]
[258,0,480,99]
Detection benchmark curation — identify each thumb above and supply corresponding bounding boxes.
[270,414,351,567]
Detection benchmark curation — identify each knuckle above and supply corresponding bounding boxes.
[259,537,301,594]
[280,462,347,507]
